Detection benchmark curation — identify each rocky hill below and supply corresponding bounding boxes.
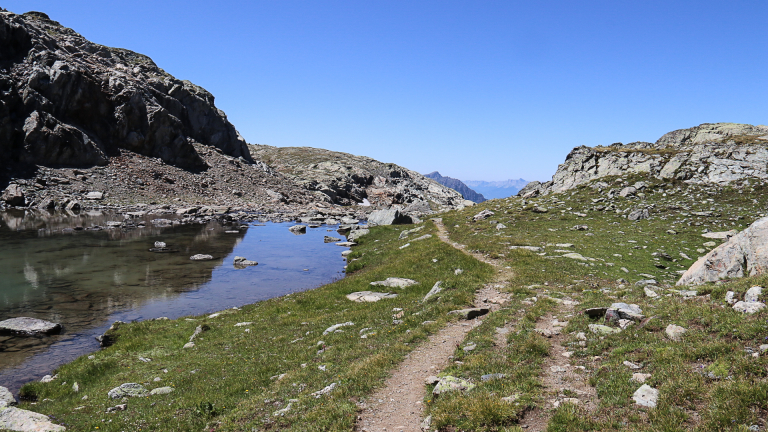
[251,145,470,211]
[0,9,471,217]
[519,123,768,197]
[424,171,486,203]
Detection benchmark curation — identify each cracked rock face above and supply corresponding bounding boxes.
[0,10,251,170]
[518,123,768,197]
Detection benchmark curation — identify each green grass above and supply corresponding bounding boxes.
[17,221,494,431]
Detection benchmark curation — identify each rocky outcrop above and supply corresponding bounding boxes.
[520,123,768,197]
[677,215,768,286]
[250,145,467,210]
[424,171,486,203]
[0,10,251,171]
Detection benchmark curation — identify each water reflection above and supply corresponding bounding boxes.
[0,209,348,394]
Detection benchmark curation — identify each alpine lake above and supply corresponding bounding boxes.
[0,209,350,394]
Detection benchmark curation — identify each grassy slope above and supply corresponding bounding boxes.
[17,223,494,431]
[429,175,768,431]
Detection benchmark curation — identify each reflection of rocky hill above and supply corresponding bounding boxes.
[519,123,768,197]
[0,219,243,370]
[251,145,468,210]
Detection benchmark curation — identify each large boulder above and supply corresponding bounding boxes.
[1,184,25,206]
[0,407,65,431]
[367,209,413,226]
[0,317,61,336]
[677,216,768,286]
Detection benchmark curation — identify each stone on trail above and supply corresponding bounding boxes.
[448,308,489,320]
[0,386,16,407]
[422,281,444,302]
[190,254,213,261]
[370,278,418,288]
[346,291,397,302]
[108,383,148,399]
[432,376,476,395]
[288,225,307,234]
[0,407,66,431]
[0,317,61,336]
[732,301,766,314]
[665,324,687,341]
[632,384,659,408]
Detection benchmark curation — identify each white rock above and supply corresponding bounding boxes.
[745,286,763,302]
[631,373,651,383]
[0,387,15,407]
[323,322,354,335]
[0,407,66,431]
[725,291,737,304]
[370,278,418,288]
[665,324,686,341]
[632,384,659,408]
[732,301,766,314]
[346,291,397,302]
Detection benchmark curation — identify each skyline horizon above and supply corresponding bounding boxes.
[2,2,765,182]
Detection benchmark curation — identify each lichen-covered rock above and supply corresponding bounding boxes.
[677,216,768,285]
[432,376,475,395]
[107,383,148,399]
[0,317,61,336]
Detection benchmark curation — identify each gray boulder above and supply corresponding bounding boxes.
[370,278,418,288]
[233,256,258,267]
[108,383,148,399]
[677,216,768,285]
[0,317,61,336]
[0,407,65,431]
[367,209,413,226]
[628,208,649,221]
[0,386,16,407]
[288,225,307,234]
[346,291,397,302]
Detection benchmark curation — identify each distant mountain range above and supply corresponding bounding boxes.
[462,179,529,200]
[424,172,486,203]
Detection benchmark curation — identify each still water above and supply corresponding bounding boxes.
[0,209,348,394]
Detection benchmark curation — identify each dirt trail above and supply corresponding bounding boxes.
[519,300,599,431]
[355,218,511,432]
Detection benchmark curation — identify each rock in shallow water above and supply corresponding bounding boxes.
[0,317,61,336]
[190,254,214,261]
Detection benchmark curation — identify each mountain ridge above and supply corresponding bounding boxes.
[424,171,486,203]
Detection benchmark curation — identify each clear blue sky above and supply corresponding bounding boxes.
[4,1,766,181]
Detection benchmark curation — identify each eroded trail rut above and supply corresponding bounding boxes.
[355,218,511,432]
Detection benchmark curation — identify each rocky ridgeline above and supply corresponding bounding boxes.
[0,10,251,170]
[424,171,486,203]
[519,123,768,197]
[251,145,471,210]
[0,9,467,217]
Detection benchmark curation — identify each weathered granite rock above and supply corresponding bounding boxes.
[519,123,768,196]
[0,317,61,336]
[745,286,763,302]
[732,301,765,314]
[422,281,443,302]
[149,387,174,396]
[628,208,649,221]
[432,376,475,395]
[665,324,686,341]
[677,216,768,285]
[323,235,341,243]
[108,383,148,399]
[632,384,659,408]
[0,387,16,407]
[346,291,397,302]
[370,278,418,288]
[0,407,65,431]
[367,209,413,226]
[347,228,369,242]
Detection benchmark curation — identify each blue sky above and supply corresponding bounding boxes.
[4,1,766,181]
